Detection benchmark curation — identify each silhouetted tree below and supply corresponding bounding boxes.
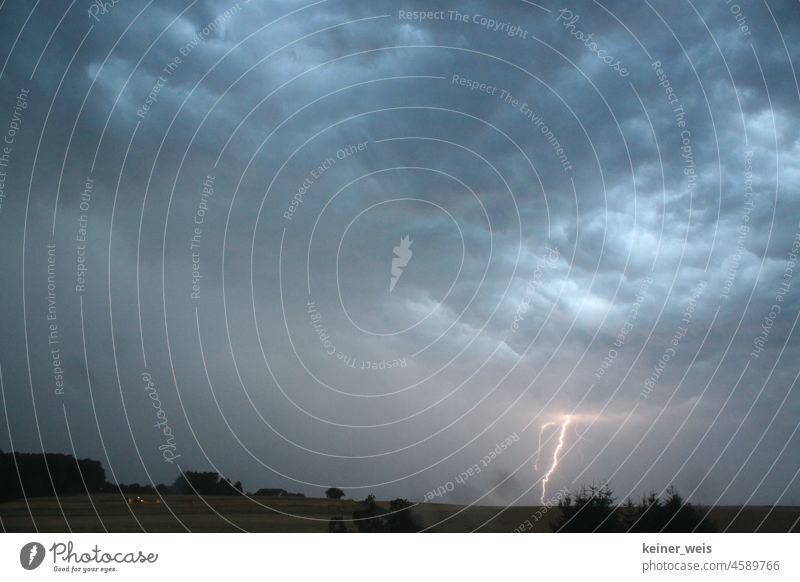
[553,484,622,532]
[660,487,715,532]
[172,471,216,494]
[325,487,345,500]
[217,477,244,495]
[623,487,716,532]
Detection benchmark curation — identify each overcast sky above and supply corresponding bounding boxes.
[1,0,799,509]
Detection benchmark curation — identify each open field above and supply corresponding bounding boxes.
[1,495,798,532]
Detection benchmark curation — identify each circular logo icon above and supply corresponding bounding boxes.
[19,542,46,570]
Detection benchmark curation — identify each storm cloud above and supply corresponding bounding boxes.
[1,0,799,514]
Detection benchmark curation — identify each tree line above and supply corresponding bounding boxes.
[0,450,280,500]
[0,450,105,500]
[552,484,716,532]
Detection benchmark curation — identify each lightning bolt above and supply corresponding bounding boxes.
[28,545,38,565]
[539,415,571,505]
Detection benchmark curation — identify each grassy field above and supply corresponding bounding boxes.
[1,495,798,532]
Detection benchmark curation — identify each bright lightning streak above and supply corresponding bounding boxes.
[540,415,571,505]
[534,422,554,471]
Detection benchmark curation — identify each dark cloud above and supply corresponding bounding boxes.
[0,0,798,508]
